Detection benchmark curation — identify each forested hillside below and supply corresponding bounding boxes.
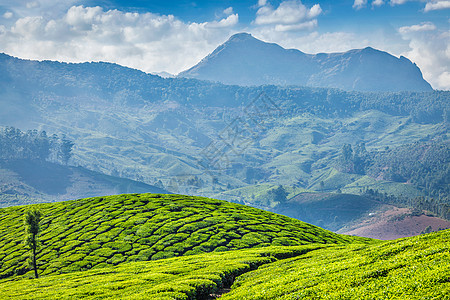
[0,127,167,206]
[0,53,448,235]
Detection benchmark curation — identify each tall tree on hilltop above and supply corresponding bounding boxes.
[24,209,42,279]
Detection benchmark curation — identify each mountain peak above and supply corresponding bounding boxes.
[228,32,254,41]
[179,34,432,92]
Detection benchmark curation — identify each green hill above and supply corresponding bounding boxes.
[0,193,367,279]
[0,228,447,299]
[223,229,450,299]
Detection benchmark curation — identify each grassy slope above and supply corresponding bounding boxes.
[0,246,321,300]
[0,231,448,299]
[0,193,366,279]
[223,229,450,299]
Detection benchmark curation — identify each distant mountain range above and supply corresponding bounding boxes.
[0,49,448,237]
[179,33,432,92]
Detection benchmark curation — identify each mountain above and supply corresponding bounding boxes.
[0,53,448,239]
[0,159,168,207]
[179,33,433,92]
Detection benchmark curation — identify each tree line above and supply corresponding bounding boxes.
[0,126,74,165]
[363,188,450,221]
[336,139,449,199]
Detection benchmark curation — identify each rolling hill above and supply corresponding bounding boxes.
[179,33,432,92]
[0,193,448,299]
[0,159,168,207]
[0,193,367,280]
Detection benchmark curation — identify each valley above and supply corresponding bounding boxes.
[0,51,448,235]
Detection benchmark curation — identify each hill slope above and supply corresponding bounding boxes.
[0,159,168,207]
[0,229,447,299]
[0,193,368,279]
[223,229,450,299]
[179,33,432,92]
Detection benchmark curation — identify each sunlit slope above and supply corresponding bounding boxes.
[0,231,447,300]
[223,230,450,299]
[0,193,368,279]
[0,246,320,300]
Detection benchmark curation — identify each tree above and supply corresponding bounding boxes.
[59,135,74,165]
[24,209,42,278]
[270,185,288,203]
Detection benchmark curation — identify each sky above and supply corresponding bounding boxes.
[0,0,449,89]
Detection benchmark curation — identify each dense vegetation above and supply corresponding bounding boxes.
[1,54,448,200]
[0,127,74,164]
[362,189,450,221]
[1,53,448,123]
[0,193,366,279]
[0,227,447,299]
[0,245,322,299]
[366,139,449,197]
[337,139,449,198]
[334,139,450,219]
[223,229,450,299]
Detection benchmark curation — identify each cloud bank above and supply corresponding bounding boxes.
[0,5,238,74]
[424,1,450,12]
[254,0,322,31]
[0,1,448,90]
[398,22,450,90]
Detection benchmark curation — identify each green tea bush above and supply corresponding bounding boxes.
[0,193,367,279]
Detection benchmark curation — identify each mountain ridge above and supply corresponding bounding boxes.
[179,33,432,92]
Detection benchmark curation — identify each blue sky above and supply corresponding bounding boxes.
[0,0,449,89]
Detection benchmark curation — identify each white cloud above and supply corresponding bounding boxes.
[223,7,234,15]
[26,1,40,9]
[255,0,322,25]
[390,0,409,5]
[3,12,13,19]
[308,4,322,18]
[398,24,450,90]
[274,20,317,32]
[424,1,450,12]
[353,0,368,10]
[206,13,239,28]
[399,22,436,34]
[258,0,268,7]
[0,5,239,74]
[249,29,372,54]
[372,0,384,7]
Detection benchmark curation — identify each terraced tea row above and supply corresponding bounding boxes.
[0,246,321,300]
[0,230,447,299]
[223,229,450,299]
[0,193,367,278]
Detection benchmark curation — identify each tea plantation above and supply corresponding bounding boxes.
[0,193,367,279]
[0,231,448,299]
[0,245,322,299]
[224,229,450,299]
